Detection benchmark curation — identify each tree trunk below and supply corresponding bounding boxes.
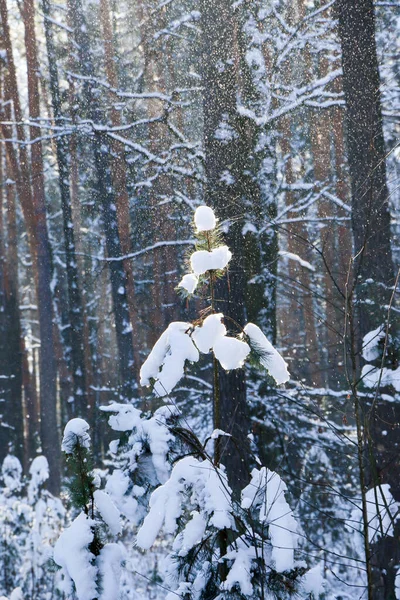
[1,0,60,491]
[336,1,400,597]
[99,0,141,378]
[42,0,88,418]
[280,114,323,387]
[200,0,250,492]
[0,140,23,466]
[67,0,136,400]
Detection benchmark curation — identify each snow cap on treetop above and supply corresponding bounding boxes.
[1,454,22,491]
[62,418,91,454]
[29,455,49,484]
[194,205,216,232]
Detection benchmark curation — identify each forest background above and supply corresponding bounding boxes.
[0,0,400,598]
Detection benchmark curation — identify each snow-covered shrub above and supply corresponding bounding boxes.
[22,456,66,599]
[56,206,316,599]
[0,456,28,597]
[136,460,315,599]
[0,454,65,599]
[101,403,181,525]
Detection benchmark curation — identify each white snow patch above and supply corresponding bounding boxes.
[222,541,254,596]
[194,206,216,232]
[28,456,49,503]
[362,325,385,361]
[213,336,250,370]
[244,323,290,384]
[97,543,123,600]
[100,403,141,432]
[241,468,298,572]
[395,566,400,600]
[279,250,315,272]
[136,456,233,550]
[361,364,400,391]
[172,511,207,557]
[190,246,232,275]
[210,429,231,439]
[177,273,199,294]
[140,322,199,397]
[302,564,325,596]
[192,313,226,353]
[53,512,98,600]
[94,490,121,535]
[62,418,91,454]
[1,455,22,491]
[365,484,399,541]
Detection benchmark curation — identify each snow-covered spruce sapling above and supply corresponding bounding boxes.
[131,207,318,598]
[141,205,289,458]
[53,418,123,600]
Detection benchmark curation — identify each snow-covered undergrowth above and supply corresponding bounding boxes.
[0,455,65,599]
[51,206,323,599]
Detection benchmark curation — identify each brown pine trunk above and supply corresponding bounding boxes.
[200,0,251,492]
[309,55,344,388]
[280,115,323,387]
[336,1,400,596]
[99,0,141,378]
[137,0,179,348]
[0,0,60,491]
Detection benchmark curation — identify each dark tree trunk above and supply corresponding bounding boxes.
[1,0,60,491]
[336,1,400,597]
[0,147,23,466]
[42,0,88,418]
[200,0,250,492]
[23,0,61,493]
[67,0,135,400]
[336,0,395,336]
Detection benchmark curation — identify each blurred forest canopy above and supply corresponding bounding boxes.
[0,0,400,597]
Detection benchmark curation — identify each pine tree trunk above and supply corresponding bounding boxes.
[336,1,400,597]
[99,0,141,378]
[280,114,323,387]
[1,0,60,491]
[67,0,135,400]
[0,141,23,466]
[42,0,88,417]
[200,0,250,492]
[23,0,61,493]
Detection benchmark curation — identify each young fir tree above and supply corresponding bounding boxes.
[102,206,323,599]
[53,418,123,600]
